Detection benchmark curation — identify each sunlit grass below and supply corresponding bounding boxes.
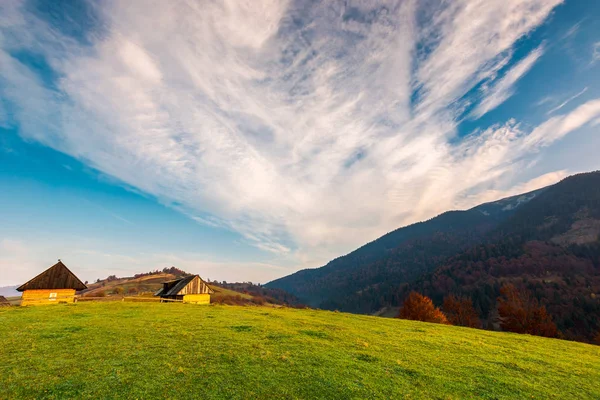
[1,302,598,399]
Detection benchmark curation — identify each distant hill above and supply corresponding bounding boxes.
[84,268,301,306]
[266,171,600,342]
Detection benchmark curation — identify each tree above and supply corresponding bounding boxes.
[398,292,450,324]
[497,284,558,338]
[113,286,124,295]
[443,295,480,328]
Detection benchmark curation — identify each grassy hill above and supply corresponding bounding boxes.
[1,303,598,399]
[82,272,254,301]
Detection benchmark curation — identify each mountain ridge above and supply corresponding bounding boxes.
[267,186,547,306]
[266,171,600,342]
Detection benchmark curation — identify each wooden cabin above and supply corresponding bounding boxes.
[155,275,214,304]
[17,260,87,306]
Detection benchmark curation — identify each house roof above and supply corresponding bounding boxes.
[155,275,214,297]
[0,296,9,306]
[17,261,87,292]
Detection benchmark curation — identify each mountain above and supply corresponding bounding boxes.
[266,188,545,308]
[266,171,600,342]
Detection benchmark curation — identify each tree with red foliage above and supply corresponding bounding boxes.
[497,284,558,338]
[398,292,450,324]
[443,295,481,328]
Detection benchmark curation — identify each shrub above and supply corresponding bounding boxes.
[96,290,106,298]
[497,284,558,338]
[127,287,138,295]
[398,292,449,324]
[113,287,124,295]
[251,296,266,305]
[443,295,480,328]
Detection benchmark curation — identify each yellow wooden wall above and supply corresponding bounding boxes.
[182,294,210,305]
[21,289,76,306]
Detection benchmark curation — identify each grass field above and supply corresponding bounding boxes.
[1,303,599,399]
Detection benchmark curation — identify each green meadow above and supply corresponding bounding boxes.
[1,302,599,399]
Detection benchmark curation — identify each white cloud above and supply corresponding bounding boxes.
[456,170,569,208]
[521,99,600,149]
[546,87,588,115]
[593,42,600,64]
[471,46,544,119]
[4,0,598,281]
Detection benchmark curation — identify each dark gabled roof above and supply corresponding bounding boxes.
[0,296,9,306]
[17,261,87,292]
[155,275,214,297]
[155,275,195,297]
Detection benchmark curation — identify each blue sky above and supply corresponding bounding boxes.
[1,0,600,286]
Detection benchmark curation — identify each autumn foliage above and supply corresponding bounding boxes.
[398,292,450,324]
[497,284,558,338]
[443,295,480,328]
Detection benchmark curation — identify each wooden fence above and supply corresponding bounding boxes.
[77,296,184,303]
[8,295,186,305]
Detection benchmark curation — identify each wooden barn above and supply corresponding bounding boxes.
[155,275,214,304]
[0,296,10,307]
[17,260,87,306]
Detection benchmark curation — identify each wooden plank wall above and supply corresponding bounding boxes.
[21,289,76,306]
[178,276,212,295]
[182,294,211,304]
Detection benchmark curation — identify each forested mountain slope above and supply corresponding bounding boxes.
[267,171,600,342]
[266,187,546,307]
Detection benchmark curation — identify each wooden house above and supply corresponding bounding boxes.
[155,275,214,304]
[0,296,10,307]
[17,260,87,306]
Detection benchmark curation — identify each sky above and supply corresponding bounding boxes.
[1,0,600,286]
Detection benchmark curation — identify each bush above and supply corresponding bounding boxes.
[127,287,138,295]
[443,295,480,328]
[113,287,124,295]
[497,284,558,338]
[398,292,449,324]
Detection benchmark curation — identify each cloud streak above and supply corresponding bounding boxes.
[546,87,589,115]
[3,0,599,276]
[472,46,544,119]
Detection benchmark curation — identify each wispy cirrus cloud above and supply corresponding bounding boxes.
[546,87,589,115]
[592,42,600,64]
[3,0,599,275]
[471,46,545,119]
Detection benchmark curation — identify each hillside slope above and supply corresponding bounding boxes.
[81,270,299,305]
[266,171,600,341]
[1,302,598,399]
[408,171,600,341]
